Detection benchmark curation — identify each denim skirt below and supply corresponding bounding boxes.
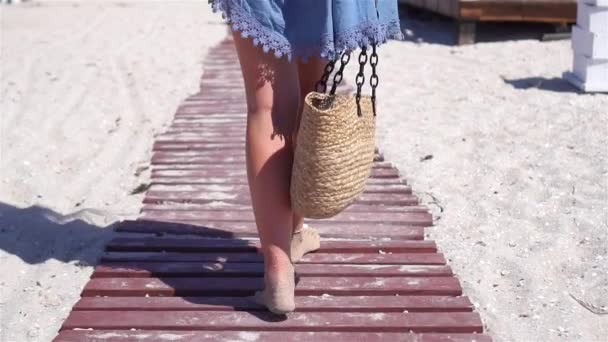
[209,0,403,61]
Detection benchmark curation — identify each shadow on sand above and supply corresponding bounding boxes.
[0,201,292,322]
[0,201,117,266]
[502,76,581,93]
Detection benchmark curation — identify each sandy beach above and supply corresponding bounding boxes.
[1,1,226,340]
[1,1,606,341]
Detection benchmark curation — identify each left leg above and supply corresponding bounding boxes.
[233,32,301,314]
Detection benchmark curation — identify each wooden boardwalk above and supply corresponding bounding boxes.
[53,37,492,342]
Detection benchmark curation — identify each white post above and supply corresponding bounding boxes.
[564,0,608,92]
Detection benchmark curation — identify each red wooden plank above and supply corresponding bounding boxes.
[149,176,406,186]
[100,252,445,265]
[105,237,437,253]
[81,276,462,297]
[150,167,399,179]
[158,131,240,138]
[160,125,246,132]
[164,118,246,123]
[175,106,245,113]
[115,220,427,240]
[140,202,421,213]
[54,330,492,342]
[73,295,472,312]
[156,132,245,140]
[142,192,421,209]
[141,202,254,211]
[170,114,243,118]
[152,141,381,152]
[302,253,445,265]
[138,209,428,225]
[93,262,452,278]
[149,163,393,173]
[176,103,243,109]
[153,143,244,152]
[61,311,481,333]
[152,151,380,159]
[101,251,265,263]
[154,137,246,144]
[148,183,411,194]
[150,154,386,164]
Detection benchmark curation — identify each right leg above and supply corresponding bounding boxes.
[233,32,301,314]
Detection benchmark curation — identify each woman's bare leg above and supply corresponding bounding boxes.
[233,33,300,314]
[289,57,327,263]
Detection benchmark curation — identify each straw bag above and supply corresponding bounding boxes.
[291,45,379,219]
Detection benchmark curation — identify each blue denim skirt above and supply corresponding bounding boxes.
[209,0,403,61]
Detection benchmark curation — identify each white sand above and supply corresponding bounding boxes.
[0,1,225,341]
[367,22,608,342]
[1,1,606,341]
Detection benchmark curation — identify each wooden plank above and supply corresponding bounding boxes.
[151,151,394,170]
[152,150,382,158]
[165,118,247,123]
[173,108,245,115]
[149,163,395,172]
[159,131,244,138]
[140,202,422,213]
[54,330,492,342]
[81,276,462,297]
[155,136,246,144]
[73,295,472,312]
[137,209,428,225]
[100,252,445,265]
[153,141,379,152]
[152,156,384,167]
[155,133,245,141]
[116,219,429,238]
[101,251,266,263]
[149,176,406,185]
[105,237,437,253]
[61,311,481,333]
[92,262,452,278]
[147,183,412,194]
[114,221,427,240]
[153,143,245,152]
[150,168,400,178]
[142,192,420,208]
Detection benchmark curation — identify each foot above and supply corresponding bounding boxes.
[290,224,321,263]
[253,263,295,314]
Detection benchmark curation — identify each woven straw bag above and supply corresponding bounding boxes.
[291,46,379,219]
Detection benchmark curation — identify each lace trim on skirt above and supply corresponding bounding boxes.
[210,0,403,61]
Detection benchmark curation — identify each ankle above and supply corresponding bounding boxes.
[292,223,307,235]
[263,248,292,273]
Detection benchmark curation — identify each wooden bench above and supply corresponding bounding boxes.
[399,0,577,44]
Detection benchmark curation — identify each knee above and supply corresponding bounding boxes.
[247,92,299,116]
[247,94,300,136]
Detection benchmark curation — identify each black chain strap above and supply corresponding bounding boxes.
[355,46,368,117]
[315,44,379,117]
[315,57,338,93]
[329,53,351,95]
[369,44,378,116]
